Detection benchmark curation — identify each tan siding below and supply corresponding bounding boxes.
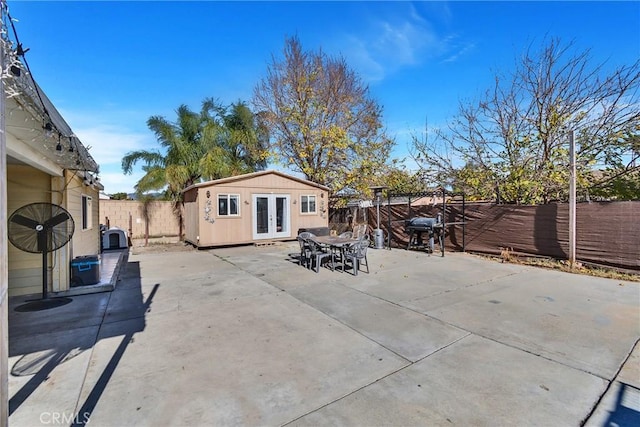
[66,174,101,257]
[51,176,70,292]
[183,189,199,244]
[7,165,51,295]
[190,172,329,247]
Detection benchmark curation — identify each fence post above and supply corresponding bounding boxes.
[128,212,133,242]
[569,130,576,268]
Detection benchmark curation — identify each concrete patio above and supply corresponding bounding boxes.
[8,242,640,426]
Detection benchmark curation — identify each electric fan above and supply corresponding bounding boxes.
[8,202,75,311]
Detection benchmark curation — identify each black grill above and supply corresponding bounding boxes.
[404,216,443,253]
[404,217,438,231]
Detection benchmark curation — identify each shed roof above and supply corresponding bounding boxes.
[182,170,330,193]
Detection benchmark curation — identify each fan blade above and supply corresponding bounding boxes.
[10,214,40,229]
[44,212,70,229]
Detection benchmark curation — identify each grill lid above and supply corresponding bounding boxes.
[405,217,437,228]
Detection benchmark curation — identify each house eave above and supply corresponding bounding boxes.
[183,170,331,193]
[6,133,64,176]
[2,47,99,174]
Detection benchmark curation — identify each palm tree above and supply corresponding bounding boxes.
[122,98,269,240]
[199,101,269,179]
[122,99,224,240]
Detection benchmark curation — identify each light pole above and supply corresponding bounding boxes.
[1,2,9,423]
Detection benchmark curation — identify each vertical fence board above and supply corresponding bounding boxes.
[330,201,639,271]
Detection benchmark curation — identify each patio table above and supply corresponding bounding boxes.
[312,236,360,272]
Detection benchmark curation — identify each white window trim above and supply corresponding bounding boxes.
[82,194,93,230]
[300,194,317,215]
[217,193,241,217]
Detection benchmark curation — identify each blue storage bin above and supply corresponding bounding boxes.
[71,255,100,286]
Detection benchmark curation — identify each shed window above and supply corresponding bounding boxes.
[301,195,317,214]
[82,195,93,230]
[218,194,240,216]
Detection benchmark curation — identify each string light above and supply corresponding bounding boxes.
[2,6,99,174]
[42,122,53,140]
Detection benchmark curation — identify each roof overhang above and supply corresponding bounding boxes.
[182,170,331,193]
[2,42,99,175]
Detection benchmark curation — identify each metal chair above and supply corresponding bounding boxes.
[344,236,370,276]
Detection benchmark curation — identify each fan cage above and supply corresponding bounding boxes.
[8,202,75,254]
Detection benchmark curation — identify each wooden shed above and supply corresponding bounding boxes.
[183,170,330,247]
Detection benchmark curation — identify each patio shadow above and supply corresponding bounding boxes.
[8,253,157,425]
[603,382,640,427]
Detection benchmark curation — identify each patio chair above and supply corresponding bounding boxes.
[343,236,370,276]
[331,231,354,270]
[308,238,335,273]
[297,232,315,268]
[352,224,368,240]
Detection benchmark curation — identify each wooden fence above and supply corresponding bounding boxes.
[331,201,640,271]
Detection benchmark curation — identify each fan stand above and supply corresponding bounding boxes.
[16,228,72,312]
[9,203,76,312]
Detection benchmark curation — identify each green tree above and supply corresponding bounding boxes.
[122,100,219,238]
[450,162,497,201]
[204,101,269,177]
[253,36,394,196]
[122,98,267,238]
[412,38,640,204]
[588,132,640,200]
[381,163,426,195]
[109,192,129,200]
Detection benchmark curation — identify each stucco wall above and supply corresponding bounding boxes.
[99,200,181,239]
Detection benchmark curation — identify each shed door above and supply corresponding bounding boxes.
[252,194,291,240]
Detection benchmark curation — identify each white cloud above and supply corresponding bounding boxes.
[340,17,437,82]
[76,123,155,194]
[442,39,476,63]
[331,5,474,82]
[376,20,435,65]
[74,124,153,165]
[56,108,157,194]
[98,169,146,194]
[342,35,386,81]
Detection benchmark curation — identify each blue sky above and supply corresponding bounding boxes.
[8,1,640,194]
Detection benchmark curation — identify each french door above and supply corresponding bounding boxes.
[252,194,291,240]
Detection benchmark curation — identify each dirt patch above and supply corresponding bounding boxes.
[130,241,196,255]
[480,250,640,283]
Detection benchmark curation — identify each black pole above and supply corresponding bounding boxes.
[462,193,466,252]
[441,187,446,257]
[387,192,392,249]
[38,231,48,300]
